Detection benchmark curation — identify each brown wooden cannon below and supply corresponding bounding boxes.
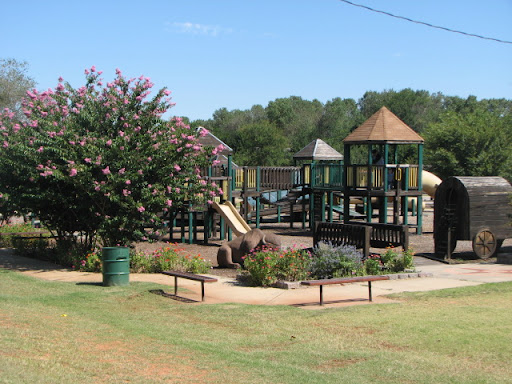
[434,176,512,259]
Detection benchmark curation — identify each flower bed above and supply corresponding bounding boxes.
[241,241,415,287]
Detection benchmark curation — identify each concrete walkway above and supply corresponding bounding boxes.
[2,248,512,309]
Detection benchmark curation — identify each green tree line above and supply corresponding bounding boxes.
[190,90,512,181]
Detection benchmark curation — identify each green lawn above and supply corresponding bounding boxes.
[1,268,512,384]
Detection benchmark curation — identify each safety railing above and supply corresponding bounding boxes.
[234,166,302,191]
[346,164,420,190]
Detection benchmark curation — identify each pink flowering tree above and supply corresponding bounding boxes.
[0,67,223,247]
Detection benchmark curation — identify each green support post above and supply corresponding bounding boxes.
[328,191,333,222]
[255,167,261,228]
[417,144,424,234]
[188,202,194,244]
[403,167,409,226]
[277,190,282,223]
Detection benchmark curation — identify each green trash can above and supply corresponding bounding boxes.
[102,247,130,286]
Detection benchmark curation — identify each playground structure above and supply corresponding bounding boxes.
[169,107,446,245]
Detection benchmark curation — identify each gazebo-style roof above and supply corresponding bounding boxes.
[293,139,343,161]
[343,106,424,144]
[196,126,233,155]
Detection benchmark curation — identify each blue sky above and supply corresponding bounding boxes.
[2,0,511,121]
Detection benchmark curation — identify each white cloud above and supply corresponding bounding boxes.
[169,22,233,37]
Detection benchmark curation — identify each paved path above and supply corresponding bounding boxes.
[2,248,512,309]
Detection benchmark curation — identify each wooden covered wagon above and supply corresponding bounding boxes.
[434,176,512,259]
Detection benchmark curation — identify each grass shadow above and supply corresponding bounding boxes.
[149,289,198,303]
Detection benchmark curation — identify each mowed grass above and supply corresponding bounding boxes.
[1,269,512,384]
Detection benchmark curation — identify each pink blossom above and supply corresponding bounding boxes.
[102,166,111,175]
[2,141,8,148]
[122,189,131,196]
[119,131,125,137]
[37,146,44,152]
[69,168,77,177]
[84,158,92,163]
[106,139,112,146]
[166,199,173,207]
[137,170,143,175]
[118,168,125,174]
[137,206,145,212]
[125,180,131,185]
[174,164,181,172]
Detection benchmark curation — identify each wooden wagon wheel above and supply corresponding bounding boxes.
[472,229,498,259]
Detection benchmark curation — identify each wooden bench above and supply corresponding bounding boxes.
[314,222,409,257]
[314,222,372,256]
[348,222,409,251]
[301,275,390,305]
[162,271,218,302]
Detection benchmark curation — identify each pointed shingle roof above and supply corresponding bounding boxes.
[343,106,424,144]
[196,126,233,154]
[293,139,343,161]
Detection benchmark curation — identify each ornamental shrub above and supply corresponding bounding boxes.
[310,242,364,279]
[243,246,311,287]
[380,247,415,273]
[0,67,223,248]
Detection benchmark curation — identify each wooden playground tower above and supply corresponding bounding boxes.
[342,106,425,234]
